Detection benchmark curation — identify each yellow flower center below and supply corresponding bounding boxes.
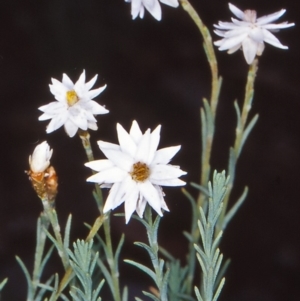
[66,90,79,106]
[130,162,150,182]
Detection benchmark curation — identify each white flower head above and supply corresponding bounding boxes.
[214,3,294,64]
[125,0,179,21]
[85,120,186,223]
[29,141,53,173]
[38,70,108,137]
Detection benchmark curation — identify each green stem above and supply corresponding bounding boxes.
[78,130,121,301]
[179,0,219,114]
[78,130,103,211]
[179,0,221,294]
[234,59,258,157]
[103,214,122,301]
[217,59,258,235]
[54,214,106,301]
[41,199,70,271]
[32,214,50,294]
[144,207,168,301]
[179,0,221,206]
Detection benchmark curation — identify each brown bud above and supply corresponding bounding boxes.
[27,166,58,205]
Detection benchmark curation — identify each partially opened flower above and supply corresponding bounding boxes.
[126,0,179,21]
[27,141,58,202]
[29,141,53,173]
[85,121,186,223]
[214,3,294,64]
[39,70,108,137]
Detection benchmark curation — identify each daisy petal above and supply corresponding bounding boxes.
[130,120,143,144]
[152,145,181,165]
[87,166,127,184]
[103,182,123,213]
[228,3,244,20]
[46,112,68,133]
[64,119,78,137]
[117,123,137,157]
[62,73,74,89]
[85,159,114,172]
[150,164,187,181]
[242,37,258,64]
[88,85,107,99]
[159,0,178,8]
[148,124,161,164]
[85,74,98,90]
[139,181,163,216]
[136,197,147,218]
[135,129,151,163]
[256,9,286,25]
[99,148,133,172]
[151,178,186,186]
[262,28,288,49]
[143,0,162,21]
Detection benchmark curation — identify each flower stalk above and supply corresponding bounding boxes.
[125,206,170,301]
[216,59,259,235]
[179,0,222,294]
[78,130,121,301]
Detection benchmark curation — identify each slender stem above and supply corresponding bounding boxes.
[41,198,70,270]
[179,0,221,294]
[179,0,219,115]
[78,130,103,211]
[78,130,121,301]
[54,213,106,301]
[234,59,258,157]
[217,59,258,234]
[32,214,50,293]
[144,207,167,301]
[103,214,122,301]
[179,0,221,209]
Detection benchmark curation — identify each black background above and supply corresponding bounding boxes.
[0,0,299,300]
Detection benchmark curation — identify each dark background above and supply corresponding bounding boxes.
[0,0,299,300]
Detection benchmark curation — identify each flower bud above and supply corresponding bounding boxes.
[27,141,57,204]
[29,141,53,173]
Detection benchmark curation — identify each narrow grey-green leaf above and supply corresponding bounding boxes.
[39,245,55,280]
[190,183,210,196]
[124,260,156,283]
[239,114,259,156]
[63,214,72,250]
[92,279,105,301]
[142,291,160,301]
[96,257,113,296]
[121,286,128,301]
[114,234,125,273]
[223,186,248,229]
[16,256,33,301]
[212,278,225,301]
[160,268,170,300]
[194,287,204,301]
[134,242,155,261]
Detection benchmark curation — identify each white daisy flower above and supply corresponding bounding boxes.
[29,141,53,173]
[125,0,179,21]
[38,70,108,137]
[85,120,186,223]
[214,3,294,64]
